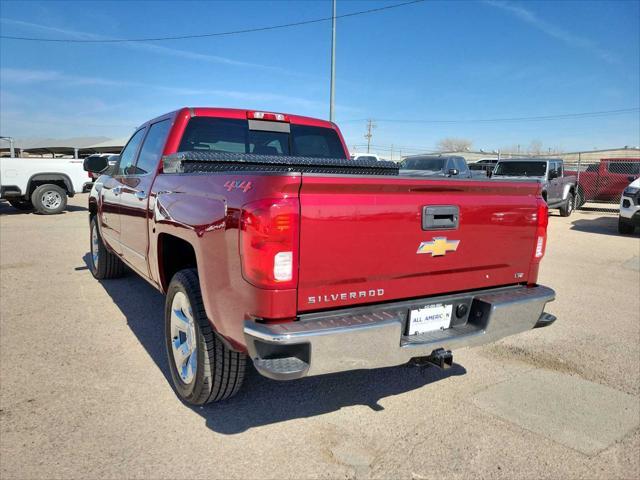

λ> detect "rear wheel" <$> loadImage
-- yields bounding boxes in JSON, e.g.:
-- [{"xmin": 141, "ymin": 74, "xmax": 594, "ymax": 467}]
[
  {"xmin": 165, "ymin": 268, "xmax": 246, "ymax": 405},
  {"xmin": 90, "ymin": 216, "xmax": 125, "ymax": 279},
  {"xmin": 31, "ymin": 184, "xmax": 67, "ymax": 215},
  {"xmin": 8, "ymin": 199, "xmax": 33, "ymax": 211},
  {"xmin": 575, "ymin": 187, "xmax": 585, "ymax": 208},
  {"xmin": 559, "ymin": 193, "xmax": 575, "ymax": 217},
  {"xmin": 618, "ymin": 217, "xmax": 635, "ymax": 234}
]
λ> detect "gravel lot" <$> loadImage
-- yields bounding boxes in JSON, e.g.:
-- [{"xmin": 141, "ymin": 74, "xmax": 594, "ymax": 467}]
[{"xmin": 1, "ymin": 194, "xmax": 639, "ymax": 480}]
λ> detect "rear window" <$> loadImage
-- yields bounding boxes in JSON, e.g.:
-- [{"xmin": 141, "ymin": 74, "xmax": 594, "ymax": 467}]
[
  {"xmin": 494, "ymin": 161, "xmax": 547, "ymax": 177},
  {"xmin": 178, "ymin": 117, "xmax": 346, "ymax": 159},
  {"xmin": 401, "ymin": 157, "xmax": 446, "ymax": 171}
]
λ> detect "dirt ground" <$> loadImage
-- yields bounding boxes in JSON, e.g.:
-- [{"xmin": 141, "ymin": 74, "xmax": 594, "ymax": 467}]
[{"xmin": 1, "ymin": 195, "xmax": 638, "ymax": 479}]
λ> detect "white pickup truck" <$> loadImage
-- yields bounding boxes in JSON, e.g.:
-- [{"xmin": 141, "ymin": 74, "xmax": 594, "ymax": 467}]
[{"xmin": 0, "ymin": 157, "xmax": 92, "ymax": 214}]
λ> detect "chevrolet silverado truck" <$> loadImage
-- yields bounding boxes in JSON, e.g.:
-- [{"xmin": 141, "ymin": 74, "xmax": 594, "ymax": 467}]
[
  {"xmin": 492, "ymin": 158, "xmax": 577, "ymax": 216},
  {"xmin": 565, "ymin": 158, "xmax": 640, "ymax": 207},
  {"xmin": 85, "ymin": 107, "xmax": 556, "ymax": 405},
  {"xmin": 1, "ymin": 156, "xmax": 92, "ymax": 214}
]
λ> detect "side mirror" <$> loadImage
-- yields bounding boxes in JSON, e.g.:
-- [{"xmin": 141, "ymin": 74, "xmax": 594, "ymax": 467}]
[
  {"xmin": 448, "ymin": 168, "xmax": 459, "ymax": 176},
  {"xmin": 548, "ymin": 169, "xmax": 558, "ymax": 179},
  {"xmin": 83, "ymin": 156, "xmax": 109, "ymax": 174}
]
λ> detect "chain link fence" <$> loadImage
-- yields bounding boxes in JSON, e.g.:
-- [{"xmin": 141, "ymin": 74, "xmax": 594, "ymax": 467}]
[{"xmin": 564, "ymin": 154, "xmax": 640, "ymax": 212}]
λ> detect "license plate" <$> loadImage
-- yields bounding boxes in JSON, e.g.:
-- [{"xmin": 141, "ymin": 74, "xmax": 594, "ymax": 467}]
[{"xmin": 408, "ymin": 303, "xmax": 453, "ymax": 335}]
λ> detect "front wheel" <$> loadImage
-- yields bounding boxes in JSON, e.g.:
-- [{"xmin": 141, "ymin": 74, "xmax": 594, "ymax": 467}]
[
  {"xmin": 165, "ymin": 269, "xmax": 246, "ymax": 405},
  {"xmin": 618, "ymin": 218, "xmax": 635, "ymax": 234},
  {"xmin": 559, "ymin": 193, "xmax": 575, "ymax": 217},
  {"xmin": 31, "ymin": 184, "xmax": 67, "ymax": 214}
]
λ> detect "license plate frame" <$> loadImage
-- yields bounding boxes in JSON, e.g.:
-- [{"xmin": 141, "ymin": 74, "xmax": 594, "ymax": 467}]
[{"xmin": 407, "ymin": 303, "xmax": 453, "ymax": 335}]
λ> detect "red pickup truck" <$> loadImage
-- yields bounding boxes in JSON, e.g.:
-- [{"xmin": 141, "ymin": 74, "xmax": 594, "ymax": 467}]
[
  {"xmin": 85, "ymin": 107, "xmax": 556, "ymax": 405},
  {"xmin": 566, "ymin": 158, "xmax": 640, "ymax": 206}
]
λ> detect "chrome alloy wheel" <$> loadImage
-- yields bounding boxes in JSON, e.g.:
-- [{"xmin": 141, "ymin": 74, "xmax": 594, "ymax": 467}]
[
  {"xmin": 91, "ymin": 224, "xmax": 99, "ymax": 269},
  {"xmin": 170, "ymin": 291, "xmax": 198, "ymax": 384},
  {"xmin": 41, "ymin": 190, "xmax": 62, "ymax": 210},
  {"xmin": 568, "ymin": 195, "xmax": 574, "ymax": 213}
]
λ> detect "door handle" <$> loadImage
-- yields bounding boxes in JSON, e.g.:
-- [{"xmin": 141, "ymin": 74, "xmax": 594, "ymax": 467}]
[
  {"xmin": 135, "ymin": 190, "xmax": 147, "ymax": 200},
  {"xmin": 423, "ymin": 205, "xmax": 459, "ymax": 230},
  {"xmin": 112, "ymin": 186, "xmax": 122, "ymax": 195}
]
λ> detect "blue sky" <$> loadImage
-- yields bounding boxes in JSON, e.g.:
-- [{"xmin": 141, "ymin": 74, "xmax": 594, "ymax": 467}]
[{"xmin": 1, "ymin": 0, "xmax": 639, "ymax": 155}]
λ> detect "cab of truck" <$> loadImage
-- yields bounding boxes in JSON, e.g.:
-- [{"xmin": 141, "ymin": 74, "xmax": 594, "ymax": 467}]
[{"xmin": 492, "ymin": 158, "xmax": 577, "ymax": 216}]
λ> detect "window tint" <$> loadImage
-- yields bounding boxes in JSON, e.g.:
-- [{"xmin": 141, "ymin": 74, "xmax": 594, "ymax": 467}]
[
  {"xmin": 493, "ymin": 161, "xmax": 547, "ymax": 177},
  {"xmin": 248, "ymin": 130, "xmax": 289, "ymax": 155},
  {"xmin": 607, "ymin": 162, "xmax": 640, "ymax": 174},
  {"xmin": 179, "ymin": 118, "xmax": 246, "ymax": 153},
  {"xmin": 134, "ymin": 119, "xmax": 172, "ymax": 175},
  {"xmin": 117, "ymin": 128, "xmax": 146, "ymax": 176},
  {"xmin": 290, "ymin": 125, "xmax": 346, "ymax": 158},
  {"xmin": 454, "ymin": 157, "xmax": 469, "ymax": 173},
  {"xmin": 178, "ymin": 117, "xmax": 346, "ymax": 159},
  {"xmin": 401, "ymin": 157, "xmax": 446, "ymax": 171}
]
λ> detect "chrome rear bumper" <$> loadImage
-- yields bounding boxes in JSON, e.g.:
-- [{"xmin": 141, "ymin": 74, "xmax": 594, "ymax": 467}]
[{"xmin": 244, "ymin": 285, "xmax": 555, "ymax": 380}]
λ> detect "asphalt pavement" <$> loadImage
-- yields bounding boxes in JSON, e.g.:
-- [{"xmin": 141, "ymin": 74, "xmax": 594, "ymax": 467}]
[{"xmin": 1, "ymin": 195, "xmax": 638, "ymax": 479}]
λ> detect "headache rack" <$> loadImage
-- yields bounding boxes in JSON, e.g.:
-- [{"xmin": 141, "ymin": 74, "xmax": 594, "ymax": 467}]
[{"xmin": 162, "ymin": 151, "xmax": 399, "ymax": 176}]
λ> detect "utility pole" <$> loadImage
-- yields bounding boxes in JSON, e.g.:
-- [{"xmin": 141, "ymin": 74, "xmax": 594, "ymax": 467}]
[
  {"xmin": 0, "ymin": 136, "xmax": 15, "ymax": 157},
  {"xmin": 329, "ymin": 0, "xmax": 336, "ymax": 122},
  {"xmin": 364, "ymin": 119, "xmax": 376, "ymax": 153}
]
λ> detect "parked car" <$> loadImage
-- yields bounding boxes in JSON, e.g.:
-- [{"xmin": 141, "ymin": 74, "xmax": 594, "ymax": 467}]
[
  {"xmin": 492, "ymin": 158, "xmax": 577, "ymax": 217},
  {"xmin": 565, "ymin": 158, "xmax": 640, "ymax": 206},
  {"xmin": 350, "ymin": 153, "xmax": 381, "ymax": 162},
  {"xmin": 85, "ymin": 107, "xmax": 555, "ymax": 405},
  {"xmin": 399, "ymin": 155, "xmax": 473, "ymax": 178},
  {"xmin": 468, "ymin": 158, "xmax": 498, "ymax": 176},
  {"xmin": 618, "ymin": 178, "xmax": 640, "ymax": 234},
  {"xmin": 0, "ymin": 156, "xmax": 92, "ymax": 214}
]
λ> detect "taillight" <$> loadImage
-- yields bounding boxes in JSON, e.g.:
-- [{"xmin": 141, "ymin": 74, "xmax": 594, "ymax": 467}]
[
  {"xmin": 239, "ymin": 198, "xmax": 299, "ymax": 289},
  {"xmin": 533, "ymin": 199, "xmax": 548, "ymax": 260}
]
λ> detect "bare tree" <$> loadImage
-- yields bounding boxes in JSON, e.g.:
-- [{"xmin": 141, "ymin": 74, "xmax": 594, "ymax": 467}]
[
  {"xmin": 437, "ymin": 137, "xmax": 472, "ymax": 152},
  {"xmin": 528, "ymin": 139, "xmax": 543, "ymax": 155}
]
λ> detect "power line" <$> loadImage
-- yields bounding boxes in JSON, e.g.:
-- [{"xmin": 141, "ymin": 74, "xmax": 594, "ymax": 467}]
[
  {"xmin": 341, "ymin": 107, "xmax": 640, "ymax": 124},
  {"xmin": 0, "ymin": 0, "xmax": 426, "ymax": 43}
]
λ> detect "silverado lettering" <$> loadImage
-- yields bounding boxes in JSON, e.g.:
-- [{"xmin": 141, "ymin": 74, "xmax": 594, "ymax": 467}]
[
  {"xmin": 85, "ymin": 107, "xmax": 556, "ymax": 405},
  {"xmin": 308, "ymin": 288, "xmax": 385, "ymax": 304}
]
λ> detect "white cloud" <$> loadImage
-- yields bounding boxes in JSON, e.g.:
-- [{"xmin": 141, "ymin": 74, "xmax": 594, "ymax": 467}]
[{"xmin": 484, "ymin": 1, "xmax": 618, "ymax": 64}]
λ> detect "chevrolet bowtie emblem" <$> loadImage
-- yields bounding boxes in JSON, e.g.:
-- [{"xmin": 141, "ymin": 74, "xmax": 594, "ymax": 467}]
[{"xmin": 417, "ymin": 237, "xmax": 460, "ymax": 256}]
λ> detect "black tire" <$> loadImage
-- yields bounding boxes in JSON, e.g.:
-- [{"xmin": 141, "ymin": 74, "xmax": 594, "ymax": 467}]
[
  {"xmin": 31, "ymin": 184, "xmax": 67, "ymax": 215},
  {"xmin": 90, "ymin": 216, "xmax": 125, "ymax": 279},
  {"xmin": 8, "ymin": 199, "xmax": 33, "ymax": 211},
  {"xmin": 165, "ymin": 268, "xmax": 246, "ymax": 405},
  {"xmin": 559, "ymin": 193, "xmax": 575, "ymax": 217},
  {"xmin": 575, "ymin": 187, "xmax": 585, "ymax": 208},
  {"xmin": 618, "ymin": 217, "xmax": 635, "ymax": 234}
]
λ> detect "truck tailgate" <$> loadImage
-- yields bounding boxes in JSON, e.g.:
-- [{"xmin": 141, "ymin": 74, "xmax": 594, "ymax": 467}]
[{"xmin": 297, "ymin": 175, "xmax": 541, "ymax": 312}]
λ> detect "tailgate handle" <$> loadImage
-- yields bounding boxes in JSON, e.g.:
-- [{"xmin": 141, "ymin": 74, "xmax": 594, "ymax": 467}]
[{"xmin": 423, "ymin": 206, "xmax": 459, "ymax": 230}]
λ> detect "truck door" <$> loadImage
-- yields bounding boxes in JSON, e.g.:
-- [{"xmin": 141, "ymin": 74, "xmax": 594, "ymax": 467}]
[
  {"xmin": 100, "ymin": 128, "xmax": 146, "ymax": 255},
  {"xmin": 547, "ymin": 161, "xmax": 561, "ymax": 204},
  {"xmin": 119, "ymin": 119, "xmax": 172, "ymax": 276}
]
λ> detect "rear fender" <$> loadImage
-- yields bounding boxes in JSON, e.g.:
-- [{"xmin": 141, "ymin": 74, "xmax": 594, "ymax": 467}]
[{"xmin": 27, "ymin": 173, "xmax": 74, "ymax": 196}]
